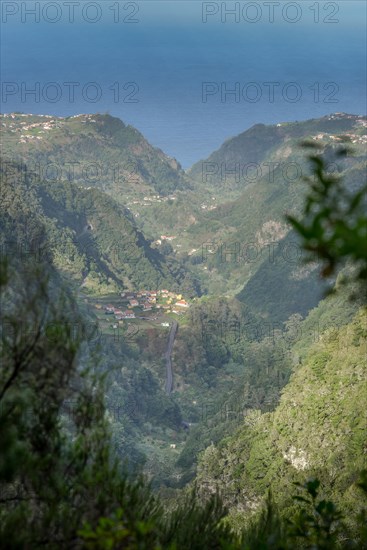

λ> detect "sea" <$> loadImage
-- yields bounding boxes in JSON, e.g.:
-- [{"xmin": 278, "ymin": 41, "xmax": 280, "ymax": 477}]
[{"xmin": 1, "ymin": 0, "xmax": 366, "ymax": 167}]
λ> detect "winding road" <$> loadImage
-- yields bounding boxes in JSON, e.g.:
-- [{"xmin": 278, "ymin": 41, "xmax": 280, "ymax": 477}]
[{"xmin": 165, "ymin": 321, "xmax": 178, "ymax": 394}]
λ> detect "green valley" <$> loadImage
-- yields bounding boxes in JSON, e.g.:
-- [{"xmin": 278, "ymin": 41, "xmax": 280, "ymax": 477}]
[{"xmin": 1, "ymin": 111, "xmax": 366, "ymax": 548}]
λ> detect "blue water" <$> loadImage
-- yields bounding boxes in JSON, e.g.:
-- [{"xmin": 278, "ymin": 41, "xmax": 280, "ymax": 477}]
[{"xmin": 1, "ymin": 1, "xmax": 366, "ymax": 167}]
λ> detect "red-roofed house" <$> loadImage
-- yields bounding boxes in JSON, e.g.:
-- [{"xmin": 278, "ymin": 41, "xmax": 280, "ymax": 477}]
[
  {"xmin": 175, "ymin": 300, "xmax": 189, "ymax": 308},
  {"xmin": 123, "ymin": 311, "xmax": 135, "ymax": 319}
]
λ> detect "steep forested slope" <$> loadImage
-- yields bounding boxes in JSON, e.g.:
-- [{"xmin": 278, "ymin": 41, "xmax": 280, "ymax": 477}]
[
  {"xmin": 0, "ymin": 113, "xmax": 190, "ymax": 196},
  {"xmin": 189, "ymin": 113, "xmax": 367, "ymax": 189},
  {"xmin": 0, "ymin": 159, "xmax": 195, "ymax": 293},
  {"xmin": 196, "ymin": 303, "xmax": 367, "ymax": 532},
  {"xmin": 185, "ymin": 114, "xmax": 366, "ymax": 308}
]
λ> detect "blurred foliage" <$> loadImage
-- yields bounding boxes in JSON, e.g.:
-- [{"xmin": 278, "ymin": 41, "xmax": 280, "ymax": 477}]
[{"xmin": 287, "ymin": 144, "xmax": 367, "ymax": 292}]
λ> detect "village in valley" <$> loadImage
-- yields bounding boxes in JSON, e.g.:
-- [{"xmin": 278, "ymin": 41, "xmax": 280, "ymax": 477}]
[{"xmin": 91, "ymin": 289, "xmax": 190, "ymax": 332}]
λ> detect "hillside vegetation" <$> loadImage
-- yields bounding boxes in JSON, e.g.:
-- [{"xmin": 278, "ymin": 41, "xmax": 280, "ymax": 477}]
[{"xmin": 1, "ymin": 111, "xmax": 366, "ymax": 548}]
